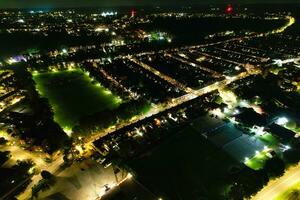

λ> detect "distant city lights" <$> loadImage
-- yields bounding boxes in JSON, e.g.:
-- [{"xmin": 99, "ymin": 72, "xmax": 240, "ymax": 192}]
[
  {"xmin": 17, "ymin": 19, "xmax": 25, "ymax": 23},
  {"xmin": 95, "ymin": 26, "xmax": 109, "ymax": 32},
  {"xmin": 101, "ymin": 12, "xmax": 117, "ymax": 17}
]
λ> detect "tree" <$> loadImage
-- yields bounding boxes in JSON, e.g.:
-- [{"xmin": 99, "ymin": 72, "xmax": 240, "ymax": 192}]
[
  {"xmin": 41, "ymin": 170, "xmax": 53, "ymax": 180},
  {"xmin": 283, "ymin": 139, "xmax": 300, "ymax": 165},
  {"xmin": 228, "ymin": 184, "xmax": 244, "ymax": 200},
  {"xmin": 228, "ymin": 168, "xmax": 269, "ymax": 199},
  {"xmin": 286, "ymin": 190, "xmax": 300, "ymax": 200},
  {"xmin": 0, "ymin": 137, "xmax": 7, "ymax": 145},
  {"xmin": 0, "ymin": 151, "xmax": 10, "ymax": 166},
  {"xmin": 264, "ymin": 157, "xmax": 285, "ymax": 178},
  {"xmin": 31, "ymin": 170, "xmax": 56, "ymax": 198}
]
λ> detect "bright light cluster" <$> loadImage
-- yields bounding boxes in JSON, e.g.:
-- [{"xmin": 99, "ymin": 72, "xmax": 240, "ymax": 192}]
[
  {"xmin": 101, "ymin": 12, "xmax": 118, "ymax": 17},
  {"xmin": 276, "ymin": 117, "xmax": 289, "ymax": 126}
]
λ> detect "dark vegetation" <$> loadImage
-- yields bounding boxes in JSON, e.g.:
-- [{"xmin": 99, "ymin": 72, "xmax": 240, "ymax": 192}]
[{"xmin": 3, "ymin": 63, "xmax": 70, "ymax": 154}]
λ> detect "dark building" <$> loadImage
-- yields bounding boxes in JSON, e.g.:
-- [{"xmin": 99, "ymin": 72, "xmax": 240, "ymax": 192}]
[
  {"xmin": 268, "ymin": 123, "xmax": 296, "ymax": 142},
  {"xmin": 235, "ymin": 108, "xmax": 268, "ymax": 126}
]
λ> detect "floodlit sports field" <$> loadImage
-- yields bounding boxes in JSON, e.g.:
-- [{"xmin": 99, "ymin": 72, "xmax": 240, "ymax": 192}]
[{"xmin": 33, "ymin": 69, "xmax": 122, "ymax": 134}]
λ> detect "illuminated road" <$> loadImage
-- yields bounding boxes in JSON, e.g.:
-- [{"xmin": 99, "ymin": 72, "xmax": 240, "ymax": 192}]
[
  {"xmin": 270, "ymin": 16, "xmax": 295, "ymax": 34},
  {"xmin": 116, "ymin": 16, "xmax": 295, "ymax": 61},
  {"xmin": 86, "ymin": 70, "xmax": 258, "ymax": 144},
  {"xmin": 0, "ymin": 145, "xmax": 47, "ymax": 169},
  {"xmin": 16, "ymin": 155, "xmax": 64, "ymax": 200},
  {"xmin": 98, "ymin": 68, "xmax": 137, "ymax": 99},
  {"xmin": 273, "ymin": 57, "xmax": 300, "ymax": 66},
  {"xmin": 0, "ymin": 136, "xmax": 64, "ymax": 200},
  {"xmin": 0, "ymin": 130, "xmax": 50, "ymax": 169},
  {"xmin": 6, "ymin": 45, "xmax": 256, "ymax": 200},
  {"xmin": 198, "ymin": 51, "xmax": 245, "ymax": 67},
  {"xmin": 214, "ymin": 47, "xmax": 270, "ymax": 62},
  {"xmin": 252, "ymin": 163, "xmax": 300, "ymax": 200},
  {"xmin": 165, "ymin": 53, "xmax": 222, "ymax": 78},
  {"xmin": 129, "ymin": 57, "xmax": 194, "ymax": 93}
]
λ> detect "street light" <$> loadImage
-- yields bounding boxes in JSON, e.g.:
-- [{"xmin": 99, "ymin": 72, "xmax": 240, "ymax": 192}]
[
  {"xmin": 251, "ymin": 126, "xmax": 265, "ymax": 136},
  {"xmin": 283, "ymin": 145, "xmax": 291, "ymax": 151},
  {"xmin": 127, "ymin": 173, "xmax": 133, "ymax": 179},
  {"xmin": 276, "ymin": 117, "xmax": 288, "ymax": 125},
  {"xmin": 62, "ymin": 48, "xmax": 68, "ymax": 54}
]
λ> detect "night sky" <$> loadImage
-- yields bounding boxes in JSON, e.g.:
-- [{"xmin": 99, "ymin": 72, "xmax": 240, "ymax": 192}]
[{"xmin": 0, "ymin": 0, "xmax": 299, "ymax": 8}]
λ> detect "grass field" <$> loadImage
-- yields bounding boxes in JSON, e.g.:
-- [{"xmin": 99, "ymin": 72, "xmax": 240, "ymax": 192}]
[
  {"xmin": 128, "ymin": 126, "xmax": 240, "ymax": 200},
  {"xmin": 245, "ymin": 151, "xmax": 269, "ymax": 170},
  {"xmin": 258, "ymin": 133, "xmax": 279, "ymax": 149},
  {"xmin": 33, "ymin": 69, "xmax": 122, "ymax": 134},
  {"xmin": 275, "ymin": 181, "xmax": 300, "ymax": 200},
  {"xmin": 244, "ymin": 133, "xmax": 278, "ymax": 170}
]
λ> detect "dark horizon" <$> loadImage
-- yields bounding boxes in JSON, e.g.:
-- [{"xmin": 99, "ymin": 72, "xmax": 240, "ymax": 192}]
[{"xmin": 0, "ymin": 0, "xmax": 299, "ymax": 9}]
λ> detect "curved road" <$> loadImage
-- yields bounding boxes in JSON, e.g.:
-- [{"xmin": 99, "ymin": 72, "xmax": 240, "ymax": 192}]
[{"xmin": 252, "ymin": 163, "xmax": 300, "ymax": 200}]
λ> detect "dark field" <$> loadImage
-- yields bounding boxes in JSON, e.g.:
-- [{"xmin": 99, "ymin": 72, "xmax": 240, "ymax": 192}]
[{"xmin": 128, "ymin": 125, "xmax": 240, "ymax": 200}]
